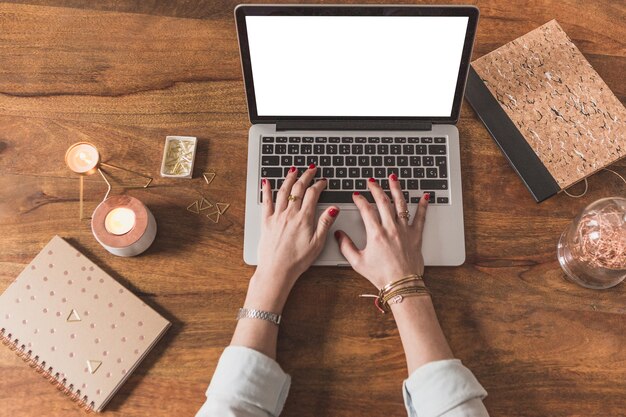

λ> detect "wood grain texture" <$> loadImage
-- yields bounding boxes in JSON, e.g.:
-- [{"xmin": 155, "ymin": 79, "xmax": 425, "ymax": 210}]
[{"xmin": 0, "ymin": 1, "xmax": 625, "ymax": 416}]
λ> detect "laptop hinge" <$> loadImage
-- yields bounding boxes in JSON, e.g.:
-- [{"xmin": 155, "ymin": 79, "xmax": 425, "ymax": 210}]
[{"xmin": 275, "ymin": 120, "xmax": 432, "ymax": 132}]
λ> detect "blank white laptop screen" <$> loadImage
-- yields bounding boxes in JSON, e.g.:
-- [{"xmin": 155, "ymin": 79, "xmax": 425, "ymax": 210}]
[{"xmin": 245, "ymin": 16, "xmax": 469, "ymax": 118}]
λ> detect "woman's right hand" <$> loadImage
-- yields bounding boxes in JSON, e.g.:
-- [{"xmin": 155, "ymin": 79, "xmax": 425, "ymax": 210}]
[{"xmin": 334, "ymin": 174, "xmax": 430, "ymax": 290}]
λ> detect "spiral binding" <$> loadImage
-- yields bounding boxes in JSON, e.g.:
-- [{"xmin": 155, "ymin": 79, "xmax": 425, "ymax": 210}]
[{"xmin": 1, "ymin": 328, "xmax": 95, "ymax": 413}]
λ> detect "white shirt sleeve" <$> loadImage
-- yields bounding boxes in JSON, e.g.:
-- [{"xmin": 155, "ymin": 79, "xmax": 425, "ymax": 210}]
[
  {"xmin": 196, "ymin": 348, "xmax": 487, "ymax": 417},
  {"xmin": 403, "ymin": 359, "xmax": 489, "ymax": 417},
  {"xmin": 195, "ymin": 346, "xmax": 291, "ymax": 417}
]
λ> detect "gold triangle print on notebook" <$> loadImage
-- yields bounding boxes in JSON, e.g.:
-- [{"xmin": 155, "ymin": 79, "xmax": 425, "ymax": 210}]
[
  {"xmin": 87, "ymin": 360, "xmax": 102, "ymax": 374},
  {"xmin": 66, "ymin": 309, "xmax": 81, "ymax": 322}
]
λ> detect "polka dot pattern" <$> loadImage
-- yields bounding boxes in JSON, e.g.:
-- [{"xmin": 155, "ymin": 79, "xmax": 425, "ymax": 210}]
[{"xmin": 0, "ymin": 236, "xmax": 170, "ymax": 412}]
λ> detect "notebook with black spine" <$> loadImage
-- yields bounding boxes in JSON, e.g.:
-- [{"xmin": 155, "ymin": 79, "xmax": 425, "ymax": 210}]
[{"xmin": 465, "ymin": 20, "xmax": 626, "ymax": 202}]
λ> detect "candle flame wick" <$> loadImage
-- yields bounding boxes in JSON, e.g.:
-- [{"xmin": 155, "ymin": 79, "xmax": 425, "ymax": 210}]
[{"xmin": 78, "ymin": 151, "xmax": 91, "ymax": 164}]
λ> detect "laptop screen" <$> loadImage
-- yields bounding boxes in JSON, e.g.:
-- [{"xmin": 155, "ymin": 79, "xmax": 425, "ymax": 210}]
[{"xmin": 245, "ymin": 15, "xmax": 470, "ymax": 118}]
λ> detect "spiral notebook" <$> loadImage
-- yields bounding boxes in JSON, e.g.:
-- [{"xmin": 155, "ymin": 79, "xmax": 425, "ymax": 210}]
[{"xmin": 0, "ymin": 236, "xmax": 170, "ymax": 412}]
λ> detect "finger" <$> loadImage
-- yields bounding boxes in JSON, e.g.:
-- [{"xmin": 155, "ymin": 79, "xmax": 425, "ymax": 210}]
[
  {"xmin": 367, "ymin": 177, "xmax": 395, "ymax": 225},
  {"xmin": 334, "ymin": 230, "xmax": 361, "ymax": 267},
  {"xmin": 288, "ymin": 164, "xmax": 317, "ymax": 211},
  {"xmin": 388, "ymin": 173, "xmax": 408, "ymax": 224},
  {"xmin": 275, "ymin": 166, "xmax": 298, "ymax": 212},
  {"xmin": 261, "ymin": 178, "xmax": 273, "ymax": 218},
  {"xmin": 411, "ymin": 192, "xmax": 430, "ymax": 244},
  {"xmin": 352, "ymin": 191, "xmax": 381, "ymax": 234},
  {"xmin": 315, "ymin": 206, "xmax": 340, "ymax": 242},
  {"xmin": 301, "ymin": 177, "xmax": 328, "ymax": 216}
]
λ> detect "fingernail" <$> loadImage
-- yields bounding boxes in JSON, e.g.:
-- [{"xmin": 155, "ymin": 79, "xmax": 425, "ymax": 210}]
[
  {"xmin": 353, "ymin": 191, "xmax": 360, "ymax": 196},
  {"xmin": 329, "ymin": 208, "xmax": 339, "ymax": 218},
  {"xmin": 261, "ymin": 178, "xmax": 267, "ymax": 186},
  {"xmin": 368, "ymin": 177, "xmax": 376, "ymax": 182},
  {"xmin": 289, "ymin": 166, "xmax": 296, "ymax": 173},
  {"xmin": 309, "ymin": 163, "xmax": 316, "ymax": 169},
  {"xmin": 390, "ymin": 173, "xmax": 398, "ymax": 181},
  {"xmin": 334, "ymin": 230, "xmax": 341, "ymax": 239},
  {"xmin": 424, "ymin": 193, "xmax": 430, "ymax": 201},
  {"xmin": 322, "ymin": 177, "xmax": 328, "ymax": 181}
]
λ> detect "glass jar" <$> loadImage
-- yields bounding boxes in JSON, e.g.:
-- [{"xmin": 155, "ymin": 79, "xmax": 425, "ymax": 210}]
[{"xmin": 557, "ymin": 197, "xmax": 626, "ymax": 289}]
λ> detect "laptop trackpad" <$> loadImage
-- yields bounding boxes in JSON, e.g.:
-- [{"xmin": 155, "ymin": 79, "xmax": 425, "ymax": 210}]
[{"xmin": 316, "ymin": 207, "xmax": 367, "ymax": 265}]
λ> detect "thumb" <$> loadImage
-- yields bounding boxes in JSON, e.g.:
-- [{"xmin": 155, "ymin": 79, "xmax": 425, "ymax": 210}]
[
  {"xmin": 334, "ymin": 230, "xmax": 360, "ymax": 266},
  {"xmin": 315, "ymin": 207, "xmax": 340, "ymax": 241}
]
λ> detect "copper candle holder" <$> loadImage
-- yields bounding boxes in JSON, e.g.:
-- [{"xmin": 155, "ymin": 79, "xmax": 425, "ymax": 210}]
[
  {"xmin": 65, "ymin": 142, "xmax": 153, "ymax": 220},
  {"xmin": 91, "ymin": 195, "xmax": 157, "ymax": 257}
]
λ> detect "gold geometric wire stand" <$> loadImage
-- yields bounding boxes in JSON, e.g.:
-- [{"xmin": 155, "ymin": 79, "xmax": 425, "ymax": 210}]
[{"xmin": 78, "ymin": 162, "xmax": 153, "ymax": 220}]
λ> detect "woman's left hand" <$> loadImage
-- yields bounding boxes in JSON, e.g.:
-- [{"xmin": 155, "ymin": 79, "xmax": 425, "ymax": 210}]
[{"xmin": 249, "ymin": 164, "xmax": 339, "ymax": 312}]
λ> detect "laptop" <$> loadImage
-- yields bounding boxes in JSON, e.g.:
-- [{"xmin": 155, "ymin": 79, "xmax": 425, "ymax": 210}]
[{"xmin": 236, "ymin": 5, "xmax": 479, "ymax": 266}]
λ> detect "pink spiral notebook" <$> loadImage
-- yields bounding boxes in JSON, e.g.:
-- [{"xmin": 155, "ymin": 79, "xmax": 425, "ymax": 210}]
[{"xmin": 0, "ymin": 236, "xmax": 170, "ymax": 412}]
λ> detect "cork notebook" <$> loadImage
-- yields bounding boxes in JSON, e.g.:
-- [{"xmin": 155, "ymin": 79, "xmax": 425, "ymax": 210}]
[
  {"xmin": 466, "ymin": 20, "xmax": 626, "ymax": 202},
  {"xmin": 0, "ymin": 236, "xmax": 170, "ymax": 412}
]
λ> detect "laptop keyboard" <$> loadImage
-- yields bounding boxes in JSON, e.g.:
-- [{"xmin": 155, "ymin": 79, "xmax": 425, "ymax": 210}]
[{"xmin": 259, "ymin": 136, "xmax": 450, "ymax": 205}]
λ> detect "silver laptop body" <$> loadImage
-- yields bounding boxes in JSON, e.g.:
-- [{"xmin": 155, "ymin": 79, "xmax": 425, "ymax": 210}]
[{"xmin": 236, "ymin": 5, "xmax": 479, "ymax": 266}]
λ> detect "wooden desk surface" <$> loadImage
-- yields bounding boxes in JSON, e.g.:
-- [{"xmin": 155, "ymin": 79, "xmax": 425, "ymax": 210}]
[{"xmin": 0, "ymin": 1, "xmax": 624, "ymax": 416}]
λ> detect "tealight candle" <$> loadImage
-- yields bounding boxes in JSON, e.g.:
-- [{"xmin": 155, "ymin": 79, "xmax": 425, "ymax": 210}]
[
  {"xmin": 92, "ymin": 195, "xmax": 156, "ymax": 257},
  {"xmin": 104, "ymin": 208, "xmax": 136, "ymax": 235},
  {"xmin": 65, "ymin": 142, "xmax": 100, "ymax": 175}
]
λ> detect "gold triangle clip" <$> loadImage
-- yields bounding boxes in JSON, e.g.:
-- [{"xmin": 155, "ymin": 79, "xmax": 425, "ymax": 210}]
[
  {"xmin": 87, "ymin": 360, "xmax": 102, "ymax": 374},
  {"xmin": 206, "ymin": 210, "xmax": 220, "ymax": 223},
  {"xmin": 203, "ymin": 172, "xmax": 216, "ymax": 186},
  {"xmin": 66, "ymin": 309, "xmax": 81, "ymax": 322},
  {"xmin": 186, "ymin": 200, "xmax": 200, "ymax": 214},
  {"xmin": 198, "ymin": 197, "xmax": 213, "ymax": 211},
  {"xmin": 215, "ymin": 202, "xmax": 230, "ymax": 215}
]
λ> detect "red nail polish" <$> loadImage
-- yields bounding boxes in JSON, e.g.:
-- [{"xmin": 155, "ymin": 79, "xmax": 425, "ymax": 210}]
[
  {"xmin": 390, "ymin": 173, "xmax": 398, "ymax": 181},
  {"xmin": 329, "ymin": 208, "xmax": 339, "ymax": 218},
  {"xmin": 368, "ymin": 177, "xmax": 376, "ymax": 182},
  {"xmin": 353, "ymin": 191, "xmax": 360, "ymax": 196},
  {"xmin": 424, "ymin": 193, "xmax": 430, "ymax": 201},
  {"xmin": 334, "ymin": 230, "xmax": 341, "ymax": 239},
  {"xmin": 289, "ymin": 166, "xmax": 296, "ymax": 173},
  {"xmin": 309, "ymin": 163, "xmax": 316, "ymax": 169},
  {"xmin": 322, "ymin": 177, "xmax": 328, "ymax": 181},
  {"xmin": 261, "ymin": 178, "xmax": 267, "ymax": 186}
]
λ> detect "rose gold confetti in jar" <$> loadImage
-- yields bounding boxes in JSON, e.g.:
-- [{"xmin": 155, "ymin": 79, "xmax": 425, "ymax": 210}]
[{"xmin": 558, "ymin": 197, "xmax": 626, "ymax": 289}]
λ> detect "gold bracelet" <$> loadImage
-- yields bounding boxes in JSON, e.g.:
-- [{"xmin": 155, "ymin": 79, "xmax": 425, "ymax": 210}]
[
  {"xmin": 385, "ymin": 289, "xmax": 431, "ymax": 308},
  {"xmin": 382, "ymin": 286, "xmax": 430, "ymax": 309},
  {"xmin": 380, "ymin": 274, "xmax": 424, "ymax": 294},
  {"xmin": 359, "ymin": 273, "xmax": 428, "ymax": 314},
  {"xmin": 382, "ymin": 284, "xmax": 429, "ymax": 303}
]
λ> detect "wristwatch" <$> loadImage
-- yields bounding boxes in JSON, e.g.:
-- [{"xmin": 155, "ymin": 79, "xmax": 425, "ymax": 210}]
[{"xmin": 237, "ymin": 308, "xmax": 282, "ymax": 325}]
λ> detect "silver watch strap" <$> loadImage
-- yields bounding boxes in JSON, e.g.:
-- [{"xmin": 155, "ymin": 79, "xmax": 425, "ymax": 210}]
[{"xmin": 237, "ymin": 308, "xmax": 282, "ymax": 325}]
